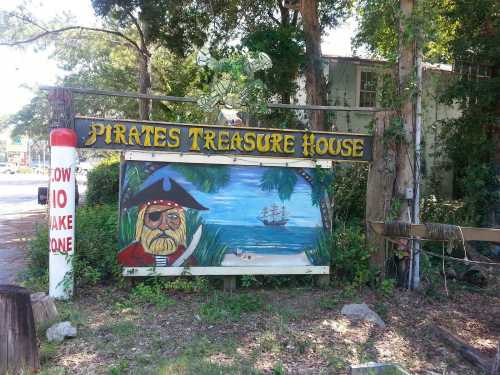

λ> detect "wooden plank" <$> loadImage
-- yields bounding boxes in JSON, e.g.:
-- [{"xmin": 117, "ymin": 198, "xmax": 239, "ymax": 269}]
[
  {"xmin": 369, "ymin": 221, "xmax": 500, "ymax": 243},
  {"xmin": 122, "ymin": 266, "xmax": 329, "ymax": 277},
  {"xmin": 435, "ymin": 326, "xmax": 493, "ymax": 373},
  {"xmin": 124, "ymin": 150, "xmax": 334, "ymax": 168}
]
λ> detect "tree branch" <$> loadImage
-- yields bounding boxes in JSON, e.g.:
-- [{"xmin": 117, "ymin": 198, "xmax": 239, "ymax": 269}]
[
  {"xmin": 292, "ymin": 10, "xmax": 298, "ymax": 26},
  {"xmin": 267, "ymin": 10, "xmax": 281, "ymax": 26},
  {"xmin": 126, "ymin": 10, "xmax": 148, "ymax": 54},
  {"xmin": 0, "ymin": 25, "xmax": 142, "ymax": 55}
]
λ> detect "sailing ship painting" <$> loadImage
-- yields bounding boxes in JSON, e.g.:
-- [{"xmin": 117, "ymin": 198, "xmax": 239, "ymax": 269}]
[{"xmin": 258, "ymin": 203, "xmax": 289, "ymax": 226}]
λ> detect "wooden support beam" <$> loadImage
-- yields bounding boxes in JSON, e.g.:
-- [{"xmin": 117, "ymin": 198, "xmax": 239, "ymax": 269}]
[
  {"xmin": 435, "ymin": 326, "xmax": 493, "ymax": 373},
  {"xmin": 369, "ymin": 221, "xmax": 500, "ymax": 243}
]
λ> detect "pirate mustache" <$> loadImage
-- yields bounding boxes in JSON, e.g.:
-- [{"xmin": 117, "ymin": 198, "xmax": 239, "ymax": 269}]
[{"xmin": 148, "ymin": 231, "xmax": 177, "ymax": 247}]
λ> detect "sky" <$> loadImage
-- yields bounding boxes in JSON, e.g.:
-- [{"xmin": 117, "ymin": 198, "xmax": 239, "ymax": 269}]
[
  {"xmin": 0, "ymin": 0, "xmax": 357, "ymax": 118},
  {"xmin": 137, "ymin": 164, "xmax": 323, "ymax": 228}
]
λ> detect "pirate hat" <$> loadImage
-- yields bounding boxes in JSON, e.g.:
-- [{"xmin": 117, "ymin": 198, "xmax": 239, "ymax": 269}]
[{"xmin": 124, "ymin": 177, "xmax": 208, "ymax": 210}]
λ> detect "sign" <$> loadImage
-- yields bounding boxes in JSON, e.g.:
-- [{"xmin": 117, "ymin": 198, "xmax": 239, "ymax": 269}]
[
  {"xmin": 118, "ymin": 159, "xmax": 329, "ymax": 276},
  {"xmin": 75, "ymin": 117, "xmax": 373, "ymax": 162},
  {"xmin": 49, "ymin": 128, "xmax": 77, "ymax": 299}
]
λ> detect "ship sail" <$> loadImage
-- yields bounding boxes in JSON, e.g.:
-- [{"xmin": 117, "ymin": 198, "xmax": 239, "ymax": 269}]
[{"xmin": 258, "ymin": 203, "xmax": 289, "ymax": 226}]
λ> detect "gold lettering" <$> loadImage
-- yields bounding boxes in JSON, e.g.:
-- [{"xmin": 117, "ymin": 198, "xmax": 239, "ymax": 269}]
[
  {"xmin": 128, "ymin": 126, "xmax": 141, "ymax": 145},
  {"xmin": 230, "ymin": 132, "xmax": 243, "ymax": 151},
  {"xmin": 84, "ymin": 124, "xmax": 105, "ymax": 146},
  {"xmin": 302, "ymin": 134, "xmax": 315, "ymax": 157},
  {"xmin": 141, "ymin": 125, "xmax": 155, "ymax": 147},
  {"xmin": 153, "ymin": 127, "xmax": 166, "ymax": 147},
  {"xmin": 104, "ymin": 125, "xmax": 113, "ymax": 145},
  {"xmin": 328, "ymin": 138, "xmax": 341, "ymax": 155},
  {"xmin": 283, "ymin": 135, "xmax": 295, "ymax": 154},
  {"xmin": 113, "ymin": 124, "xmax": 127, "ymax": 144},
  {"xmin": 189, "ymin": 128, "xmax": 203, "ymax": 151},
  {"xmin": 218, "ymin": 131, "xmax": 230, "ymax": 151},
  {"xmin": 243, "ymin": 132, "xmax": 256, "ymax": 151},
  {"xmin": 315, "ymin": 137, "xmax": 328, "ymax": 155},
  {"xmin": 270, "ymin": 133, "xmax": 283, "ymax": 153},
  {"xmin": 168, "ymin": 128, "xmax": 180, "ymax": 148},
  {"xmin": 341, "ymin": 139, "xmax": 353, "ymax": 157},
  {"xmin": 256, "ymin": 134, "xmax": 271, "ymax": 153},
  {"xmin": 352, "ymin": 139, "xmax": 364, "ymax": 157},
  {"xmin": 204, "ymin": 130, "xmax": 216, "ymax": 150}
]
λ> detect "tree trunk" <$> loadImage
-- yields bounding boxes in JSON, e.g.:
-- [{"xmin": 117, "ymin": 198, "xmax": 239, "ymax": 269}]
[
  {"xmin": 138, "ymin": 15, "xmax": 152, "ymax": 121},
  {"xmin": 31, "ymin": 292, "xmax": 58, "ymax": 327},
  {"xmin": 0, "ymin": 285, "xmax": 40, "ymax": 374},
  {"xmin": 300, "ymin": 0, "xmax": 326, "ymax": 131},
  {"xmin": 138, "ymin": 52, "xmax": 152, "ymax": 120},
  {"xmin": 366, "ymin": 112, "xmax": 397, "ymax": 274}
]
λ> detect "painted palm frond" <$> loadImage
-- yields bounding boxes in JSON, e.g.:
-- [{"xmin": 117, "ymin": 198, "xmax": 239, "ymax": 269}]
[
  {"xmin": 172, "ymin": 164, "xmax": 230, "ymax": 193},
  {"xmin": 185, "ymin": 209, "xmax": 227, "ymax": 266},
  {"xmin": 259, "ymin": 167, "xmax": 298, "ymax": 201},
  {"xmin": 305, "ymin": 231, "xmax": 331, "ymax": 266}
]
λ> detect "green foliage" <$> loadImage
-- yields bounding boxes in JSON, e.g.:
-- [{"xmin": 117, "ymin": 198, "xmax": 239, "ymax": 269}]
[
  {"xmin": 332, "ymin": 164, "xmax": 368, "ymax": 223},
  {"xmin": 243, "ymin": 25, "xmax": 304, "ymax": 104},
  {"xmin": 379, "ymin": 278, "xmax": 396, "ymax": 297},
  {"xmin": 129, "ymin": 281, "xmax": 176, "ymax": 309},
  {"xmin": 197, "ymin": 49, "xmax": 272, "ymax": 115},
  {"xmin": 199, "ymin": 292, "xmax": 263, "ymax": 323},
  {"xmin": 421, "ymin": 195, "xmax": 470, "ymax": 225},
  {"xmin": 86, "ymin": 158, "xmax": 120, "ymax": 206},
  {"xmin": 25, "ymin": 203, "xmax": 121, "ymax": 289},
  {"xmin": 330, "ymin": 222, "xmax": 374, "ymax": 286}
]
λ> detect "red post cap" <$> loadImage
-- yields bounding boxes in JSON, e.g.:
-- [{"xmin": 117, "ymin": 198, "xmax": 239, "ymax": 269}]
[{"xmin": 50, "ymin": 128, "xmax": 77, "ymax": 147}]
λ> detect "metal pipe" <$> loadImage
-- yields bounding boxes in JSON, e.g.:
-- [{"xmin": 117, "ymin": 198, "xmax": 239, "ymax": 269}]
[{"xmin": 39, "ymin": 85, "xmax": 384, "ymax": 112}]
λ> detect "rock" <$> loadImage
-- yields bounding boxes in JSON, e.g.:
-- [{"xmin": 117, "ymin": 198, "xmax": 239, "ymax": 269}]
[
  {"xmin": 46, "ymin": 321, "xmax": 77, "ymax": 343},
  {"xmin": 341, "ymin": 303, "xmax": 386, "ymax": 328}
]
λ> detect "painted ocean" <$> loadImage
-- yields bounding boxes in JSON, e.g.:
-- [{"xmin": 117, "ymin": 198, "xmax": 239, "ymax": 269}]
[{"xmin": 207, "ymin": 224, "xmax": 321, "ymax": 255}]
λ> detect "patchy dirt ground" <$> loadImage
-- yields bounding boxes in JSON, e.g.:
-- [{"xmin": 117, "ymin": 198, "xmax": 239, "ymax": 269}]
[{"xmin": 37, "ymin": 280, "xmax": 499, "ymax": 375}]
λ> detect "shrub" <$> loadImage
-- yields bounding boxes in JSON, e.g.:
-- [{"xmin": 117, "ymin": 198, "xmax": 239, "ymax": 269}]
[
  {"xmin": 332, "ymin": 164, "xmax": 368, "ymax": 223},
  {"xmin": 25, "ymin": 203, "xmax": 121, "ymax": 289},
  {"xmin": 330, "ymin": 221, "xmax": 375, "ymax": 286},
  {"xmin": 86, "ymin": 158, "xmax": 120, "ymax": 206}
]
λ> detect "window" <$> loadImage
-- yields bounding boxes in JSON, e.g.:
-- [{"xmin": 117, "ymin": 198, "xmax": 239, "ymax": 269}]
[{"xmin": 359, "ymin": 70, "xmax": 377, "ymax": 107}]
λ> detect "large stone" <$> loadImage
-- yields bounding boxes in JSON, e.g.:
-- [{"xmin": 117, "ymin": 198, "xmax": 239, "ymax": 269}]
[
  {"xmin": 46, "ymin": 321, "xmax": 77, "ymax": 343},
  {"xmin": 341, "ymin": 303, "xmax": 386, "ymax": 328}
]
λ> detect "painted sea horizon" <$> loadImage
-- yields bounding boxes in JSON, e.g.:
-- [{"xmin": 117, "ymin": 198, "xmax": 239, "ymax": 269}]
[{"xmin": 206, "ymin": 224, "xmax": 321, "ymax": 255}]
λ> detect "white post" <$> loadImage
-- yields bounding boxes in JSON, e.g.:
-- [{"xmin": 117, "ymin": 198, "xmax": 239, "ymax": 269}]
[{"xmin": 49, "ymin": 128, "xmax": 77, "ymax": 300}]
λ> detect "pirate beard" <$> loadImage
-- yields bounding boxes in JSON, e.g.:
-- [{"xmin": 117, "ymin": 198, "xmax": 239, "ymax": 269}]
[{"xmin": 136, "ymin": 206, "xmax": 187, "ymax": 255}]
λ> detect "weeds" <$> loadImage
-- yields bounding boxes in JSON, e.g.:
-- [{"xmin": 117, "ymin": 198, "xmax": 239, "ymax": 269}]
[{"xmin": 199, "ymin": 292, "xmax": 263, "ymax": 323}]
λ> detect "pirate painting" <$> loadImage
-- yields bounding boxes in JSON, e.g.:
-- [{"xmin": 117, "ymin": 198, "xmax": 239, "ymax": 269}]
[{"xmin": 117, "ymin": 178, "xmax": 208, "ymax": 267}]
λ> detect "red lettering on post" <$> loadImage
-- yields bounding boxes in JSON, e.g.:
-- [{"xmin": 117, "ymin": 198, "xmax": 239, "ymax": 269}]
[{"xmin": 51, "ymin": 189, "xmax": 67, "ymax": 208}]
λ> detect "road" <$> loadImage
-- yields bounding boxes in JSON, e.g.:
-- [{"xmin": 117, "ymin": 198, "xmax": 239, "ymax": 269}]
[{"xmin": 0, "ymin": 173, "xmax": 87, "ymax": 284}]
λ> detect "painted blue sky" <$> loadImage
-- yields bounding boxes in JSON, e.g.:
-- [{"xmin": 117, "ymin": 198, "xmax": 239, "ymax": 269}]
[{"xmin": 132, "ymin": 163, "xmax": 322, "ymax": 228}]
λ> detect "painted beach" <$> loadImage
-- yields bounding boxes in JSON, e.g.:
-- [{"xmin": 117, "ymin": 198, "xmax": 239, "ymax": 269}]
[{"xmin": 207, "ymin": 224, "xmax": 321, "ymax": 266}]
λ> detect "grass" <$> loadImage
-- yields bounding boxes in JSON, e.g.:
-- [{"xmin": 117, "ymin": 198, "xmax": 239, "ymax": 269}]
[
  {"xmin": 156, "ymin": 336, "xmax": 260, "ymax": 375},
  {"xmin": 199, "ymin": 292, "xmax": 263, "ymax": 323}
]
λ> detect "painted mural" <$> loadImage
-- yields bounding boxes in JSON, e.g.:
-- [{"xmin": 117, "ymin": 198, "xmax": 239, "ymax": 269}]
[{"xmin": 118, "ymin": 161, "xmax": 329, "ymax": 268}]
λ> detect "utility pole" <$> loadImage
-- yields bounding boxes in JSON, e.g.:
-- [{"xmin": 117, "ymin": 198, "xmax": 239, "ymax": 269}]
[{"xmin": 398, "ymin": 0, "xmax": 417, "ymax": 288}]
